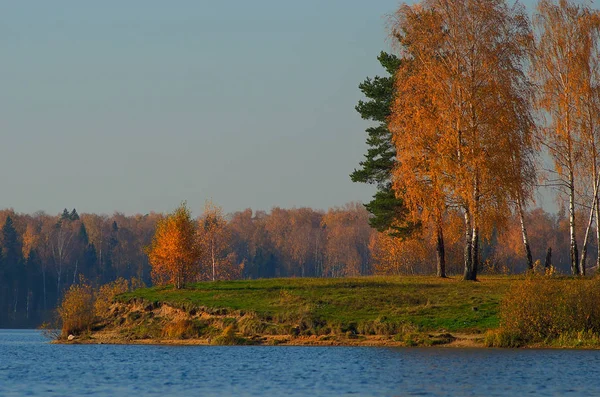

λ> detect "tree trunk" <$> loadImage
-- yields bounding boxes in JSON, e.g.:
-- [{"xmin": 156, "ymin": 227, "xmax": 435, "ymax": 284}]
[
  {"xmin": 72, "ymin": 260, "xmax": 78, "ymax": 285},
  {"xmin": 580, "ymin": 175, "xmax": 599, "ymax": 276},
  {"xmin": 211, "ymin": 238, "xmax": 216, "ymax": 282},
  {"xmin": 42, "ymin": 267, "xmax": 47, "ymax": 311},
  {"xmin": 467, "ymin": 177, "xmax": 481, "ymax": 281},
  {"xmin": 517, "ymin": 196, "xmax": 533, "ymax": 270},
  {"xmin": 569, "ymin": 170, "xmax": 580, "ymax": 275},
  {"xmin": 463, "ymin": 210, "xmax": 475, "ymax": 280},
  {"xmin": 56, "ymin": 264, "xmax": 62, "ymax": 304},
  {"xmin": 471, "ymin": 227, "xmax": 479, "ymax": 280},
  {"xmin": 544, "ymin": 247, "xmax": 552, "ymax": 269},
  {"xmin": 26, "ymin": 290, "xmax": 30, "ymax": 320},
  {"xmin": 436, "ymin": 223, "xmax": 446, "ymax": 278},
  {"xmin": 596, "ymin": 194, "xmax": 600, "ymax": 270}
]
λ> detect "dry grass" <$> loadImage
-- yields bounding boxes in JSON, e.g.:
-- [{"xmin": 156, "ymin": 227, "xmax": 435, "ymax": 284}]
[{"xmin": 486, "ymin": 275, "xmax": 600, "ymax": 347}]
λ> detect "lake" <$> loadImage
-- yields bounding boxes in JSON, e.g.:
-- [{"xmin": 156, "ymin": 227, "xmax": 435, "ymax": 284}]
[{"xmin": 2, "ymin": 330, "xmax": 600, "ymax": 396}]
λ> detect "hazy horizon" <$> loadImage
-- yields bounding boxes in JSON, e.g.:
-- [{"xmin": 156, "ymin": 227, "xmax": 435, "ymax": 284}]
[{"xmin": 2, "ymin": 0, "xmax": 546, "ymax": 217}]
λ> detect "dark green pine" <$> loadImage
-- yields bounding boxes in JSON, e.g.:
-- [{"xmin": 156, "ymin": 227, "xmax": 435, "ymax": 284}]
[{"xmin": 351, "ymin": 52, "xmax": 416, "ymax": 238}]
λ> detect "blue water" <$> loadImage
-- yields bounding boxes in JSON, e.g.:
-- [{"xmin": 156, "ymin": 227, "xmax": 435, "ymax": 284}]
[{"xmin": 2, "ymin": 330, "xmax": 600, "ymax": 396}]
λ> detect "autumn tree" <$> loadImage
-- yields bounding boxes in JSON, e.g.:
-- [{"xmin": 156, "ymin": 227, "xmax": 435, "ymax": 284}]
[
  {"xmin": 390, "ymin": 0, "xmax": 536, "ymax": 280},
  {"xmin": 197, "ymin": 200, "xmax": 239, "ymax": 281},
  {"xmin": 533, "ymin": 0, "xmax": 600, "ymax": 275},
  {"xmin": 321, "ymin": 203, "xmax": 372, "ymax": 277},
  {"xmin": 50, "ymin": 216, "xmax": 77, "ymax": 301},
  {"xmin": 147, "ymin": 203, "xmax": 200, "ymax": 289},
  {"xmin": 533, "ymin": 0, "xmax": 597, "ymax": 274},
  {"xmin": 262, "ymin": 207, "xmax": 319, "ymax": 277}
]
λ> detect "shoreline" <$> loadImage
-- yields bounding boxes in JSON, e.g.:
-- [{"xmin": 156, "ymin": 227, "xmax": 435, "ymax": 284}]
[
  {"xmin": 55, "ymin": 333, "xmax": 600, "ymax": 349},
  {"xmin": 55, "ymin": 331, "xmax": 486, "ymax": 348}
]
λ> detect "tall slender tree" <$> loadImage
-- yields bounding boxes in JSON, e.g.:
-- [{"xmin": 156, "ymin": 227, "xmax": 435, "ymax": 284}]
[
  {"xmin": 390, "ymin": 0, "xmax": 535, "ymax": 280},
  {"xmin": 198, "ymin": 201, "xmax": 236, "ymax": 281},
  {"xmin": 533, "ymin": 0, "xmax": 600, "ymax": 275}
]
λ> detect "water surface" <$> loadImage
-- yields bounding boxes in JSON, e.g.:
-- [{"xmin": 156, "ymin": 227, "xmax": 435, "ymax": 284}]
[{"xmin": 1, "ymin": 330, "xmax": 600, "ymax": 396}]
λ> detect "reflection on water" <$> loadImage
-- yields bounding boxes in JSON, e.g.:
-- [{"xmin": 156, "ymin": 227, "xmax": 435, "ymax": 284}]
[{"xmin": 1, "ymin": 329, "xmax": 600, "ymax": 396}]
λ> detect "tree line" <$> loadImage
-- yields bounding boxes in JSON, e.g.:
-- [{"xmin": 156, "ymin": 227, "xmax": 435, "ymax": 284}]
[
  {"xmin": 0, "ymin": 201, "xmax": 587, "ymax": 326},
  {"xmin": 353, "ymin": 0, "xmax": 600, "ymax": 280}
]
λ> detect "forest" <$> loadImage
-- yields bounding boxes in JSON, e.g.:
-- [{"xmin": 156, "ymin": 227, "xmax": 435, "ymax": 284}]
[
  {"xmin": 5, "ymin": 0, "xmax": 600, "ymax": 328},
  {"xmin": 0, "ymin": 203, "xmax": 588, "ymax": 328}
]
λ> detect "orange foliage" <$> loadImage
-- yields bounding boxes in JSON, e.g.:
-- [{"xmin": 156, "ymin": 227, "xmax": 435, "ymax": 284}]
[
  {"xmin": 390, "ymin": 0, "xmax": 535, "ymax": 279},
  {"xmin": 147, "ymin": 203, "xmax": 200, "ymax": 289},
  {"xmin": 369, "ymin": 231, "xmax": 430, "ymax": 275},
  {"xmin": 22, "ymin": 223, "xmax": 39, "ymax": 261}
]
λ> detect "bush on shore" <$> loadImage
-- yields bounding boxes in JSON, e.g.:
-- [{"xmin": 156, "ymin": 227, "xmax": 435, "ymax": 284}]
[
  {"xmin": 57, "ymin": 277, "xmax": 143, "ymax": 339},
  {"xmin": 57, "ymin": 282, "xmax": 95, "ymax": 338},
  {"xmin": 485, "ymin": 275, "xmax": 600, "ymax": 347}
]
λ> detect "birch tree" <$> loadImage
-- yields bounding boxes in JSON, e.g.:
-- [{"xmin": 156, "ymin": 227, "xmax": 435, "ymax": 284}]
[
  {"xmin": 390, "ymin": 0, "xmax": 535, "ymax": 280},
  {"xmin": 147, "ymin": 203, "xmax": 200, "ymax": 289},
  {"xmin": 198, "ymin": 200, "xmax": 234, "ymax": 281},
  {"xmin": 533, "ymin": 0, "xmax": 600, "ymax": 275}
]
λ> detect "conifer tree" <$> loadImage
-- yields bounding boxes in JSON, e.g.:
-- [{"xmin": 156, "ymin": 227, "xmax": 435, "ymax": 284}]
[{"xmin": 351, "ymin": 52, "xmax": 416, "ymax": 239}]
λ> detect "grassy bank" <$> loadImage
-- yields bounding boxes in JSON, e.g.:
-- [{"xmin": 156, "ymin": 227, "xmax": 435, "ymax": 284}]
[
  {"xmin": 67, "ymin": 276, "xmax": 517, "ymax": 347},
  {"xmin": 118, "ymin": 276, "xmax": 511, "ymax": 334}
]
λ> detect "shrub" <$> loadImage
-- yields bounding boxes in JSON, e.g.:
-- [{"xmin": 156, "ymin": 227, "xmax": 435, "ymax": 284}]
[
  {"xmin": 94, "ymin": 278, "xmax": 130, "ymax": 318},
  {"xmin": 491, "ymin": 276, "xmax": 600, "ymax": 347},
  {"xmin": 57, "ymin": 282, "xmax": 95, "ymax": 338}
]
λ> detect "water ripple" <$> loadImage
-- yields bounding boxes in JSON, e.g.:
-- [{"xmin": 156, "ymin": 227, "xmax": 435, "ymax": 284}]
[{"xmin": 1, "ymin": 330, "xmax": 600, "ymax": 396}]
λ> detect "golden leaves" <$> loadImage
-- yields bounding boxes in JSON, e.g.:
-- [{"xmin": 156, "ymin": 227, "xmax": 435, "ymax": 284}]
[
  {"xmin": 147, "ymin": 203, "xmax": 200, "ymax": 289},
  {"xmin": 390, "ymin": 0, "xmax": 535, "ymax": 238}
]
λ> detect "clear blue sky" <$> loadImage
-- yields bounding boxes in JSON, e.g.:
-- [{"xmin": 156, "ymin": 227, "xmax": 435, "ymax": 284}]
[{"xmin": 2, "ymin": 0, "xmax": 539, "ymax": 216}]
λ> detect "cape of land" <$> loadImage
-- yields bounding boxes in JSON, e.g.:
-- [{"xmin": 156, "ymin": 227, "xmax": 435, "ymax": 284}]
[{"xmin": 64, "ymin": 276, "xmax": 516, "ymax": 347}]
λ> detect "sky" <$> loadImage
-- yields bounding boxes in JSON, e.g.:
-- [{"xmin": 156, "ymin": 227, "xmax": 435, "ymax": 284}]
[{"xmin": 2, "ymin": 0, "xmax": 541, "ymax": 216}]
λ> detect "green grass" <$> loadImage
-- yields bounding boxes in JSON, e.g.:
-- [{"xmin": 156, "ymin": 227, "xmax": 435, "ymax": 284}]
[{"xmin": 117, "ymin": 276, "xmax": 515, "ymax": 335}]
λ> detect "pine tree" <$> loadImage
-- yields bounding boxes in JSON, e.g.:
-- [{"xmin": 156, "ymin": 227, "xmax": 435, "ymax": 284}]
[
  {"xmin": 70, "ymin": 209, "xmax": 80, "ymax": 221},
  {"xmin": 2, "ymin": 216, "xmax": 25, "ymax": 322},
  {"xmin": 61, "ymin": 209, "xmax": 70, "ymax": 221},
  {"xmin": 2, "ymin": 216, "xmax": 20, "ymax": 264},
  {"xmin": 78, "ymin": 223, "xmax": 89, "ymax": 246},
  {"xmin": 351, "ymin": 52, "xmax": 416, "ymax": 238}
]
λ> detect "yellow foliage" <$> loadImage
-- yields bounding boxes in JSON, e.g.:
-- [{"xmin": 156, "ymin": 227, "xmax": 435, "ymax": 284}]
[
  {"xmin": 22, "ymin": 223, "xmax": 39, "ymax": 261},
  {"xmin": 147, "ymin": 203, "xmax": 201, "ymax": 289},
  {"xmin": 57, "ymin": 281, "xmax": 95, "ymax": 337},
  {"xmin": 94, "ymin": 278, "xmax": 130, "ymax": 318}
]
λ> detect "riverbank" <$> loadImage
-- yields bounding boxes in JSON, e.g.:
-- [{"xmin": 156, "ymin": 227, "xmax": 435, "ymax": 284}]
[
  {"xmin": 60, "ymin": 276, "xmax": 514, "ymax": 347},
  {"xmin": 62, "ymin": 330, "xmax": 485, "ymax": 347}
]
